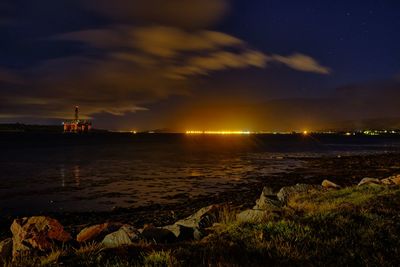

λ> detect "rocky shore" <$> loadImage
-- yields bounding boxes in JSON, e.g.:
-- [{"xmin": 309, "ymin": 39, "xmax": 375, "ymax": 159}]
[{"xmin": 1, "ymin": 173, "xmax": 400, "ymax": 266}]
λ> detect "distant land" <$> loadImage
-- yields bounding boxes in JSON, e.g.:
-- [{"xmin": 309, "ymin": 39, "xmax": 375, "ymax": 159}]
[
  {"xmin": 1, "ymin": 123, "xmax": 400, "ymax": 136},
  {"xmin": 0, "ymin": 123, "xmax": 109, "ymax": 133}
]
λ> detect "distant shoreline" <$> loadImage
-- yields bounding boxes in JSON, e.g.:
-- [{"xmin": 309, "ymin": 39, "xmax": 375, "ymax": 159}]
[{"xmin": 2, "ymin": 123, "xmax": 400, "ymax": 136}]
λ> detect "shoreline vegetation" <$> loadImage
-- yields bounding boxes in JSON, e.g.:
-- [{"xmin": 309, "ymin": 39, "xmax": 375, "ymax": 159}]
[{"xmin": 1, "ymin": 175, "xmax": 400, "ymax": 266}]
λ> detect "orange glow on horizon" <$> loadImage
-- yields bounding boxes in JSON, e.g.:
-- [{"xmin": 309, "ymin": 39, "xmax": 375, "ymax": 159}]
[{"xmin": 186, "ymin": 130, "xmax": 251, "ymax": 135}]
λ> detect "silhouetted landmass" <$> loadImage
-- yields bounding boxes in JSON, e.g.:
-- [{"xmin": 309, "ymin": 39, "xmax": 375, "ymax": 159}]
[
  {"xmin": 0, "ymin": 123, "xmax": 63, "ymax": 133},
  {"xmin": 0, "ymin": 123, "xmax": 109, "ymax": 133}
]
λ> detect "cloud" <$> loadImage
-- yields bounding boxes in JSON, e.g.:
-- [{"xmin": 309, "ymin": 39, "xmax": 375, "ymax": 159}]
[
  {"xmin": 2, "ymin": 24, "xmax": 331, "ymax": 120},
  {"xmin": 55, "ymin": 25, "xmax": 330, "ymax": 79},
  {"xmin": 132, "ymin": 27, "xmax": 243, "ymax": 57},
  {"xmin": 272, "ymin": 53, "xmax": 331, "ymax": 74},
  {"xmin": 55, "ymin": 26, "xmax": 244, "ymax": 58},
  {"xmin": 0, "ymin": 0, "xmax": 331, "ymax": 123},
  {"xmin": 0, "ymin": 55, "xmax": 191, "ymax": 119},
  {"xmin": 167, "ymin": 50, "xmax": 268, "ymax": 79},
  {"xmin": 53, "ymin": 25, "xmax": 269, "ymax": 81}
]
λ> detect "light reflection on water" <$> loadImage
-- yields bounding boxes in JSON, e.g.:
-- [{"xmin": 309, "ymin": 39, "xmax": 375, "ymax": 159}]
[
  {"xmin": 0, "ymin": 133, "xmax": 399, "ymax": 214},
  {"xmin": 73, "ymin": 165, "xmax": 80, "ymax": 187}
]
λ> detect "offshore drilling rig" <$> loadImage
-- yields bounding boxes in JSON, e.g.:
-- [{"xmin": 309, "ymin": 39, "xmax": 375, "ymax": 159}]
[{"xmin": 63, "ymin": 106, "xmax": 92, "ymax": 133}]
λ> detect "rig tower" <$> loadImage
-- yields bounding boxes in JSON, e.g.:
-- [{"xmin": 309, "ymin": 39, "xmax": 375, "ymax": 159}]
[{"xmin": 63, "ymin": 106, "xmax": 92, "ymax": 133}]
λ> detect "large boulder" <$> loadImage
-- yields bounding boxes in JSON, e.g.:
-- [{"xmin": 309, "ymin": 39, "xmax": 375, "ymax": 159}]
[
  {"xmin": 381, "ymin": 175, "xmax": 400, "ymax": 185},
  {"xmin": 236, "ymin": 209, "xmax": 270, "ymax": 223},
  {"xmin": 162, "ymin": 204, "xmax": 222, "ymax": 241},
  {"xmin": 101, "ymin": 225, "xmax": 139, "ymax": 248},
  {"xmin": 76, "ymin": 222, "xmax": 121, "ymax": 243},
  {"xmin": 0, "ymin": 238, "xmax": 12, "ymax": 264},
  {"xmin": 322, "ymin": 179, "xmax": 341, "ymax": 189},
  {"xmin": 140, "ymin": 225, "xmax": 177, "ymax": 243},
  {"xmin": 254, "ymin": 186, "xmax": 282, "ymax": 210},
  {"xmin": 358, "ymin": 177, "xmax": 382, "ymax": 187},
  {"xmin": 10, "ymin": 216, "xmax": 71, "ymax": 257},
  {"xmin": 277, "ymin": 184, "xmax": 323, "ymax": 204}
]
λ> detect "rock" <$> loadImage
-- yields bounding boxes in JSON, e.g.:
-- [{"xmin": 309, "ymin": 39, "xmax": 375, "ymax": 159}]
[
  {"xmin": 235, "ymin": 187, "xmax": 280, "ymax": 223},
  {"xmin": 163, "ymin": 204, "xmax": 222, "ymax": 241},
  {"xmin": 391, "ymin": 175, "xmax": 400, "ymax": 184},
  {"xmin": 236, "ymin": 209, "xmax": 270, "ymax": 223},
  {"xmin": 358, "ymin": 177, "xmax": 382, "ymax": 186},
  {"xmin": 176, "ymin": 205, "xmax": 221, "ymax": 229},
  {"xmin": 381, "ymin": 175, "xmax": 400, "ymax": 185},
  {"xmin": 254, "ymin": 186, "xmax": 281, "ymax": 210},
  {"xmin": 0, "ymin": 238, "xmax": 12, "ymax": 264},
  {"xmin": 277, "ymin": 184, "xmax": 323, "ymax": 204},
  {"xmin": 162, "ymin": 224, "xmax": 200, "ymax": 241},
  {"xmin": 322, "ymin": 179, "xmax": 341, "ymax": 189},
  {"xmin": 101, "ymin": 225, "xmax": 139, "ymax": 248},
  {"xmin": 77, "ymin": 222, "xmax": 121, "ymax": 243},
  {"xmin": 11, "ymin": 216, "xmax": 71, "ymax": 257},
  {"xmin": 140, "ymin": 225, "xmax": 177, "ymax": 243}
]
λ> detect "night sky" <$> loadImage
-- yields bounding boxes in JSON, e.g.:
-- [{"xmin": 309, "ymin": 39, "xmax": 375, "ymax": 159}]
[{"xmin": 1, "ymin": 0, "xmax": 399, "ymax": 131}]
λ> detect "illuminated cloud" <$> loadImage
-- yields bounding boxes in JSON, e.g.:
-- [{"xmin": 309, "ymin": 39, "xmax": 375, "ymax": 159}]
[
  {"xmin": 132, "ymin": 27, "xmax": 243, "ymax": 57},
  {"xmin": 272, "ymin": 53, "xmax": 331, "ymax": 74},
  {"xmin": 56, "ymin": 26, "xmax": 244, "ymax": 58},
  {"xmin": 52, "ymin": 25, "xmax": 270, "ymax": 83},
  {"xmin": 0, "ymin": 0, "xmax": 332, "ymax": 123},
  {"xmin": 167, "ymin": 50, "xmax": 268, "ymax": 79},
  {"xmin": 56, "ymin": 26, "xmax": 329, "ymax": 80}
]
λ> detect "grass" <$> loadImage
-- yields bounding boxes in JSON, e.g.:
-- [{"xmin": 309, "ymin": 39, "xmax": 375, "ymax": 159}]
[
  {"xmin": 5, "ymin": 184, "xmax": 400, "ymax": 266},
  {"xmin": 142, "ymin": 250, "xmax": 177, "ymax": 267}
]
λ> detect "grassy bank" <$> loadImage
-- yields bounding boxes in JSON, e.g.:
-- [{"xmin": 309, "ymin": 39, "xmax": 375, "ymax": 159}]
[{"xmin": 6, "ymin": 184, "xmax": 400, "ymax": 266}]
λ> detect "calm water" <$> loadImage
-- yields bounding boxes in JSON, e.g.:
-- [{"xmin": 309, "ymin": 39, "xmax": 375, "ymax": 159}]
[{"xmin": 1, "ymin": 133, "xmax": 400, "ymax": 214}]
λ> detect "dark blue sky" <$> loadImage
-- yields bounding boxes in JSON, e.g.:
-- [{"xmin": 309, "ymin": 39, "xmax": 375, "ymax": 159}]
[
  {"xmin": 223, "ymin": 0, "xmax": 399, "ymax": 84},
  {"xmin": 1, "ymin": 0, "xmax": 399, "ymax": 131}
]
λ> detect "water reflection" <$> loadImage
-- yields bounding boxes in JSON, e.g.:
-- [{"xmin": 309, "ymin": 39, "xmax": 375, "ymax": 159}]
[
  {"xmin": 59, "ymin": 164, "xmax": 81, "ymax": 187},
  {"xmin": 60, "ymin": 165, "xmax": 65, "ymax": 187},
  {"xmin": 74, "ymin": 165, "xmax": 80, "ymax": 187},
  {"xmin": 3, "ymin": 134, "xmax": 398, "ymax": 214}
]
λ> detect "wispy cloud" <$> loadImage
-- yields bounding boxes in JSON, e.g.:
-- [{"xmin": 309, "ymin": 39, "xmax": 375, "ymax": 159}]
[{"xmin": 272, "ymin": 53, "xmax": 331, "ymax": 74}]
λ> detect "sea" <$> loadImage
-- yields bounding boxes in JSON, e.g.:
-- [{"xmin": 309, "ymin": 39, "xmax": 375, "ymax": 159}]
[{"xmin": 1, "ymin": 133, "xmax": 400, "ymax": 215}]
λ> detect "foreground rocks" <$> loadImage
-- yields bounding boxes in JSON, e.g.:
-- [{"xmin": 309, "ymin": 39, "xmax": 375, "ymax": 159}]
[
  {"xmin": 10, "ymin": 216, "xmax": 72, "ymax": 257},
  {"xmin": 254, "ymin": 186, "xmax": 282, "ymax": 209},
  {"xmin": 163, "ymin": 204, "xmax": 221, "ymax": 241},
  {"xmin": 2, "ymin": 173, "xmax": 399, "ymax": 261},
  {"xmin": 141, "ymin": 224, "xmax": 177, "ymax": 243},
  {"xmin": 381, "ymin": 174, "xmax": 400, "ymax": 185},
  {"xmin": 102, "ymin": 224, "xmax": 139, "ymax": 248},
  {"xmin": 238, "ymin": 183, "xmax": 328, "ymax": 222},
  {"xmin": 237, "ymin": 186, "xmax": 281, "ymax": 223},
  {"xmin": 77, "ymin": 222, "xmax": 121, "ymax": 243},
  {"xmin": 322, "ymin": 179, "xmax": 341, "ymax": 189},
  {"xmin": 358, "ymin": 177, "xmax": 382, "ymax": 186},
  {"xmin": 237, "ymin": 209, "xmax": 272, "ymax": 222},
  {"xmin": 277, "ymin": 184, "xmax": 324, "ymax": 204},
  {"xmin": 0, "ymin": 238, "xmax": 12, "ymax": 264}
]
